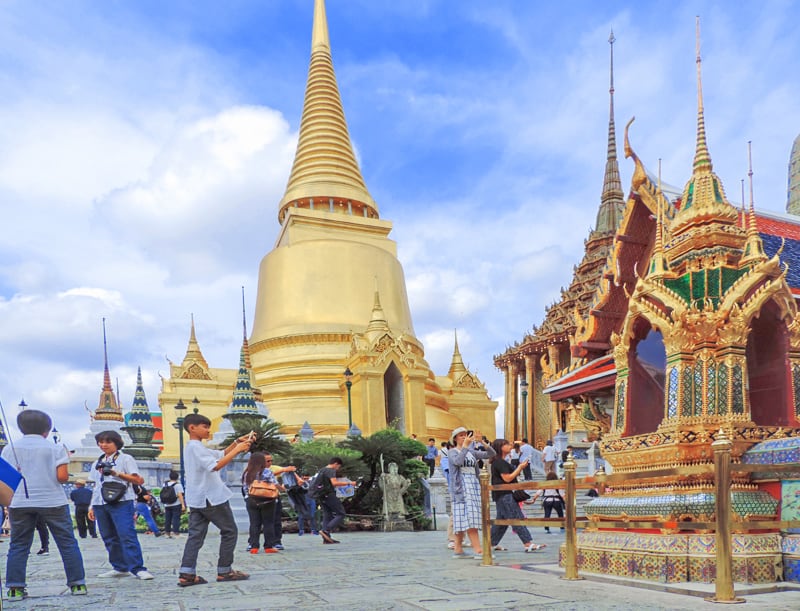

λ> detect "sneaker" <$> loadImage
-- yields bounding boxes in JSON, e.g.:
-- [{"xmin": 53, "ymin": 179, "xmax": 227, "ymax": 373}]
[
  {"xmin": 97, "ymin": 569, "xmax": 131, "ymax": 578},
  {"xmin": 135, "ymin": 570, "xmax": 154, "ymax": 580},
  {"xmin": 249, "ymin": 548, "xmax": 258, "ymax": 554},
  {"xmin": 36, "ymin": 548, "xmax": 49, "ymax": 556},
  {"xmin": 320, "ymin": 530, "xmax": 335, "ymax": 544},
  {"xmin": 311, "ymin": 530, "xmax": 319, "ymax": 535},
  {"xmin": 6, "ymin": 587, "xmax": 28, "ymax": 601},
  {"xmin": 274, "ymin": 544, "xmax": 284, "ymax": 550},
  {"xmin": 298, "ymin": 530, "xmax": 304, "ymax": 536},
  {"xmin": 263, "ymin": 548, "xmax": 279, "ymax": 554},
  {"xmin": 70, "ymin": 584, "xmax": 88, "ymax": 596}
]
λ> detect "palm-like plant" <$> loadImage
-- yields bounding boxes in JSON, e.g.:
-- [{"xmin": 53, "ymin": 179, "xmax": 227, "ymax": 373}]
[{"xmin": 223, "ymin": 415, "xmax": 292, "ymax": 458}]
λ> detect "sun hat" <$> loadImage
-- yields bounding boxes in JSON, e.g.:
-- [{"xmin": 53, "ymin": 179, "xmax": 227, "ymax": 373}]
[
  {"xmin": 75, "ymin": 479, "xmax": 87, "ymax": 485},
  {"xmin": 451, "ymin": 426, "xmax": 468, "ymax": 444}
]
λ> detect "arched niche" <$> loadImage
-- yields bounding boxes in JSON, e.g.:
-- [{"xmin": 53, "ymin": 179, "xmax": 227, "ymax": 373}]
[
  {"xmin": 625, "ymin": 317, "xmax": 667, "ymax": 436},
  {"xmin": 384, "ymin": 361, "xmax": 406, "ymax": 432},
  {"xmin": 746, "ymin": 299, "xmax": 790, "ymax": 426}
]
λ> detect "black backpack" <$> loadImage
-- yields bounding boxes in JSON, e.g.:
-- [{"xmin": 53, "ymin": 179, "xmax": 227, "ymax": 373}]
[{"xmin": 159, "ymin": 482, "xmax": 178, "ymax": 504}]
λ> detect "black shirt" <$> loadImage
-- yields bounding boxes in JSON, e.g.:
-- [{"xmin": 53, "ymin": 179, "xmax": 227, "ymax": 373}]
[{"xmin": 491, "ymin": 459, "xmax": 515, "ymax": 502}]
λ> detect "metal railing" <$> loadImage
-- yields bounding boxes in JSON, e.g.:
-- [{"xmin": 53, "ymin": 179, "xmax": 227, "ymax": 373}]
[{"xmin": 478, "ymin": 430, "xmax": 800, "ymax": 603}]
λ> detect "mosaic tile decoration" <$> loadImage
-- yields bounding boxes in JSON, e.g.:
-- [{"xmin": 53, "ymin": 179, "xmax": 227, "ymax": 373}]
[
  {"xmin": 782, "ymin": 535, "xmax": 800, "ymax": 555},
  {"xmin": 742, "ymin": 438, "xmax": 800, "ymax": 479},
  {"xmin": 584, "ymin": 490, "xmax": 777, "ymax": 520},
  {"xmin": 786, "ymin": 557, "xmax": 800, "ymax": 583}
]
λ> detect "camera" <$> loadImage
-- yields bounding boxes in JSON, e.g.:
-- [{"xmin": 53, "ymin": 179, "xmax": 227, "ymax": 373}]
[{"xmin": 97, "ymin": 460, "xmax": 114, "ymax": 477}]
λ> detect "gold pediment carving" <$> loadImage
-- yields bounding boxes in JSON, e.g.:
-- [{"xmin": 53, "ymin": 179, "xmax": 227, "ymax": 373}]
[{"xmin": 181, "ymin": 362, "xmax": 211, "ymax": 380}]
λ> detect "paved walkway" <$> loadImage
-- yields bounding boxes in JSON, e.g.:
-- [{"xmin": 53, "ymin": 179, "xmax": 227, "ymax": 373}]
[{"xmin": 3, "ymin": 527, "xmax": 800, "ymax": 610}]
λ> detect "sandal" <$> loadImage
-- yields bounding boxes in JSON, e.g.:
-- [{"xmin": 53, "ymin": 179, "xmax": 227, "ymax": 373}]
[
  {"xmin": 216, "ymin": 570, "xmax": 249, "ymax": 582},
  {"xmin": 178, "ymin": 573, "xmax": 208, "ymax": 587},
  {"xmin": 524, "ymin": 543, "xmax": 547, "ymax": 553},
  {"xmin": 493, "ymin": 545, "xmax": 508, "ymax": 551}
]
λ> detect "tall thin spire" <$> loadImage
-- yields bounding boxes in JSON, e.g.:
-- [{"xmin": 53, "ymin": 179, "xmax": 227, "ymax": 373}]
[
  {"xmin": 95, "ymin": 318, "xmax": 123, "ymax": 422},
  {"xmin": 692, "ymin": 16, "xmax": 712, "ymax": 173},
  {"xmin": 240, "ymin": 287, "xmax": 261, "ymax": 400},
  {"xmin": 648, "ymin": 159, "xmax": 671, "ymax": 278},
  {"xmin": 788, "ymin": 133, "xmax": 800, "ymax": 215},
  {"xmin": 278, "ymin": 0, "xmax": 378, "ymax": 224},
  {"xmin": 448, "ymin": 329, "xmax": 467, "ymax": 378},
  {"xmin": 741, "ymin": 141, "xmax": 767, "ymax": 265},
  {"xmin": 595, "ymin": 29, "xmax": 625, "ymax": 235}
]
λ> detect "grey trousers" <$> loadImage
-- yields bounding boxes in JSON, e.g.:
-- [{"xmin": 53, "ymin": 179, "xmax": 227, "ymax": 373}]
[{"xmin": 179, "ymin": 501, "xmax": 238, "ymax": 575}]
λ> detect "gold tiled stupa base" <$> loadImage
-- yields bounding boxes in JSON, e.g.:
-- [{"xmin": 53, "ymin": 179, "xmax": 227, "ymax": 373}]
[{"xmin": 560, "ymin": 532, "xmax": 783, "ymax": 583}]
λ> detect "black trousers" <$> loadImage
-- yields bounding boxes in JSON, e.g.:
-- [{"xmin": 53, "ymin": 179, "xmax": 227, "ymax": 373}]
[
  {"xmin": 245, "ymin": 497, "xmax": 276, "ymax": 550},
  {"xmin": 74, "ymin": 505, "xmax": 96, "ymax": 538}
]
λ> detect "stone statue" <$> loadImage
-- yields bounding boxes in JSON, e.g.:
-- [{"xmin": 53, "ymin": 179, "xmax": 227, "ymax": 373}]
[{"xmin": 378, "ymin": 462, "xmax": 410, "ymax": 517}]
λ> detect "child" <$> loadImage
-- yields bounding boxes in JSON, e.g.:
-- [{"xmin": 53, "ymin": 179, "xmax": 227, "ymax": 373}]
[
  {"xmin": 1, "ymin": 409, "xmax": 87, "ymax": 601},
  {"xmin": 178, "ymin": 413, "xmax": 253, "ymax": 586}
]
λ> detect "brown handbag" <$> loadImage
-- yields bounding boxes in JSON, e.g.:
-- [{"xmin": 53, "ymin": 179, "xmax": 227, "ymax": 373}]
[{"xmin": 248, "ymin": 479, "xmax": 279, "ymax": 500}]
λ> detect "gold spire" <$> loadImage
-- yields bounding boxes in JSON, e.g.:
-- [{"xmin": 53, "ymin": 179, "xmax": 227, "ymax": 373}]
[
  {"xmin": 240, "ymin": 287, "xmax": 262, "ymax": 401},
  {"xmin": 596, "ymin": 29, "xmax": 625, "ymax": 235},
  {"xmin": 692, "ymin": 17, "xmax": 712, "ymax": 173},
  {"xmin": 181, "ymin": 314, "xmax": 209, "ymax": 370},
  {"xmin": 448, "ymin": 329, "xmax": 467, "ymax": 378},
  {"xmin": 648, "ymin": 159, "xmax": 672, "ymax": 279},
  {"xmin": 95, "ymin": 318, "xmax": 123, "ymax": 422},
  {"xmin": 278, "ymin": 0, "xmax": 378, "ymax": 224},
  {"xmin": 365, "ymin": 288, "xmax": 389, "ymax": 342},
  {"xmin": 741, "ymin": 141, "xmax": 767, "ymax": 266}
]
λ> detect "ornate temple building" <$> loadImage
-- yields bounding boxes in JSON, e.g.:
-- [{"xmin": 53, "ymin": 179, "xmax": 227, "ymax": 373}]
[
  {"xmin": 497, "ymin": 24, "xmax": 800, "ymax": 582},
  {"xmin": 156, "ymin": 0, "xmax": 496, "ymax": 460}
]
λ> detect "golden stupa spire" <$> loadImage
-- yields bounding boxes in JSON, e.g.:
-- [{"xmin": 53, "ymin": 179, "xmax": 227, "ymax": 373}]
[
  {"xmin": 365, "ymin": 285, "xmax": 389, "ymax": 341},
  {"xmin": 278, "ymin": 0, "xmax": 378, "ymax": 224},
  {"xmin": 741, "ymin": 141, "xmax": 767, "ymax": 266},
  {"xmin": 596, "ymin": 29, "xmax": 625, "ymax": 235},
  {"xmin": 239, "ymin": 286, "xmax": 262, "ymax": 400},
  {"xmin": 692, "ymin": 17, "xmax": 712, "ymax": 173},
  {"xmin": 181, "ymin": 314, "xmax": 209, "ymax": 370},
  {"xmin": 448, "ymin": 329, "xmax": 467, "ymax": 378}
]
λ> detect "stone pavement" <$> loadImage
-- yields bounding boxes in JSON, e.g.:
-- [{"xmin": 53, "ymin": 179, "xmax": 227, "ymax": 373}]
[{"xmin": 3, "ymin": 527, "xmax": 800, "ymax": 610}]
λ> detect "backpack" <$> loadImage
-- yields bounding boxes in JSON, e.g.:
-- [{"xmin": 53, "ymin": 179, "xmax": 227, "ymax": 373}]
[
  {"xmin": 307, "ymin": 470, "xmax": 332, "ymax": 500},
  {"xmin": 159, "ymin": 482, "xmax": 178, "ymax": 504}
]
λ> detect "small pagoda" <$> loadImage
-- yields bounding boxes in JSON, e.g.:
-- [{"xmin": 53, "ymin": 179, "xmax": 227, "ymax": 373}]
[{"xmin": 121, "ymin": 367, "xmax": 162, "ymax": 460}]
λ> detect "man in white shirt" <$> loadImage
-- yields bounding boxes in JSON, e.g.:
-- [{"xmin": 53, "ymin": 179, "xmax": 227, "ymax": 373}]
[{"xmin": 542, "ymin": 440, "xmax": 558, "ymax": 475}]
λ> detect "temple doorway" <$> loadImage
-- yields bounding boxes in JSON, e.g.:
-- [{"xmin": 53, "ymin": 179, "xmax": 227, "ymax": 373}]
[
  {"xmin": 746, "ymin": 301, "xmax": 790, "ymax": 425},
  {"xmin": 384, "ymin": 361, "xmax": 405, "ymax": 432},
  {"xmin": 626, "ymin": 318, "xmax": 666, "ymax": 436}
]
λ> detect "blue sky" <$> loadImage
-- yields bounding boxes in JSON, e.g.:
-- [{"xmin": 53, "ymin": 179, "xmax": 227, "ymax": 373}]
[{"xmin": 1, "ymin": 0, "xmax": 799, "ymax": 446}]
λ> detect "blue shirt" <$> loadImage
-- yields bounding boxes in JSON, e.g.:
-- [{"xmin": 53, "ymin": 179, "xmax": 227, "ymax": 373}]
[
  {"xmin": 70, "ymin": 486, "xmax": 94, "ymax": 506},
  {"xmin": 425, "ymin": 446, "xmax": 438, "ymax": 460}
]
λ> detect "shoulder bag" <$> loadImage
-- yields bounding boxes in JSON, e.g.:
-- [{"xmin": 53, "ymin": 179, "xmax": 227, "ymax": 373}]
[{"xmin": 248, "ymin": 479, "xmax": 279, "ymax": 500}]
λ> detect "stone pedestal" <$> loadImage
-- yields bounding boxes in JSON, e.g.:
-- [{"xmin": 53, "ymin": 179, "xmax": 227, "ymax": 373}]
[
  {"xmin": 381, "ymin": 517, "xmax": 413, "ymax": 532},
  {"xmin": 426, "ymin": 475, "xmax": 449, "ymax": 529}
]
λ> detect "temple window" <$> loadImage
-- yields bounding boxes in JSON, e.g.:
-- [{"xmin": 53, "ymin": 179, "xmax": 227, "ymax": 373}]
[{"xmin": 384, "ymin": 361, "xmax": 406, "ymax": 432}]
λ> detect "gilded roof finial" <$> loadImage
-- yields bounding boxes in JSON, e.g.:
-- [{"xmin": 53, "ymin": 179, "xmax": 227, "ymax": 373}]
[
  {"xmin": 101, "ymin": 317, "xmax": 112, "ymax": 394},
  {"xmin": 181, "ymin": 313, "xmax": 210, "ymax": 370},
  {"xmin": 95, "ymin": 318, "xmax": 123, "ymax": 421},
  {"xmin": 596, "ymin": 29, "xmax": 625, "ymax": 234},
  {"xmin": 366, "ymin": 284, "xmax": 389, "ymax": 341},
  {"xmin": 741, "ymin": 141, "xmax": 767, "ymax": 265},
  {"xmin": 278, "ymin": 0, "xmax": 378, "ymax": 223},
  {"xmin": 449, "ymin": 329, "xmax": 467, "ymax": 378},
  {"xmin": 741, "ymin": 179, "xmax": 746, "ymax": 229},
  {"xmin": 693, "ymin": 16, "xmax": 712, "ymax": 173}
]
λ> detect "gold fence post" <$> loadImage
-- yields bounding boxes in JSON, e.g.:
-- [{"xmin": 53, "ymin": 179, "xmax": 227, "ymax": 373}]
[
  {"xmin": 707, "ymin": 429, "xmax": 744, "ymax": 604},
  {"xmin": 561, "ymin": 448, "xmax": 583, "ymax": 580},
  {"xmin": 480, "ymin": 463, "xmax": 493, "ymax": 566}
]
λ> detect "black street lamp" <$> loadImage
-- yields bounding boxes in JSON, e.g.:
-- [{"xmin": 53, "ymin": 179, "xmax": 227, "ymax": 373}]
[
  {"xmin": 520, "ymin": 379, "xmax": 529, "ymax": 440},
  {"xmin": 172, "ymin": 399, "xmax": 187, "ymax": 489},
  {"xmin": 192, "ymin": 396, "xmax": 200, "ymax": 415},
  {"xmin": 344, "ymin": 367, "xmax": 353, "ymax": 428}
]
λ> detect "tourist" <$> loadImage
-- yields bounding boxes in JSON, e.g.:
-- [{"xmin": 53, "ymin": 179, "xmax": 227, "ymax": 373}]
[
  {"xmin": 177, "ymin": 413, "xmax": 252, "ymax": 586},
  {"xmin": 509, "ymin": 442, "xmax": 521, "ymax": 468},
  {"xmin": 519, "ymin": 438, "xmax": 535, "ymax": 479},
  {"xmin": 448, "ymin": 427, "xmax": 496, "ymax": 558},
  {"xmin": 542, "ymin": 439, "xmax": 557, "ymax": 475},
  {"xmin": 69, "ymin": 479, "xmax": 97, "ymax": 539},
  {"xmin": 489, "ymin": 439, "xmax": 546, "ymax": 553},
  {"xmin": 241, "ymin": 452, "xmax": 280, "ymax": 554},
  {"xmin": 3, "ymin": 409, "xmax": 87, "ymax": 601},
  {"xmin": 423, "ymin": 438, "xmax": 438, "ymax": 478},
  {"xmin": 440, "ymin": 442, "xmax": 450, "ymax": 485},
  {"xmin": 265, "ymin": 455, "xmax": 298, "ymax": 550},
  {"xmin": 311, "ymin": 457, "xmax": 354, "ymax": 544},
  {"xmin": 160, "ymin": 470, "xmax": 185, "ymax": 538},
  {"xmin": 88, "ymin": 430, "xmax": 154, "ymax": 580},
  {"xmin": 34, "ymin": 514, "xmax": 49, "ymax": 555},
  {"xmin": 527, "ymin": 472, "xmax": 565, "ymax": 533},
  {"xmin": 132, "ymin": 483, "xmax": 162, "ymax": 537},
  {"xmin": 280, "ymin": 466, "xmax": 314, "ymax": 535}
]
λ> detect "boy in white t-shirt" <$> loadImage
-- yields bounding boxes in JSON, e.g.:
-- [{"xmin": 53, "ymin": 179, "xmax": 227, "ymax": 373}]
[
  {"xmin": 177, "ymin": 413, "xmax": 253, "ymax": 587},
  {"xmin": 2, "ymin": 409, "xmax": 86, "ymax": 601}
]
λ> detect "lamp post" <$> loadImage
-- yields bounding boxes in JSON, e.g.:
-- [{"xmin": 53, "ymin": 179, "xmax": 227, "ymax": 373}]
[
  {"xmin": 192, "ymin": 396, "xmax": 200, "ymax": 415},
  {"xmin": 344, "ymin": 367, "xmax": 353, "ymax": 429},
  {"xmin": 520, "ymin": 379, "xmax": 529, "ymax": 440},
  {"xmin": 172, "ymin": 399, "xmax": 187, "ymax": 489}
]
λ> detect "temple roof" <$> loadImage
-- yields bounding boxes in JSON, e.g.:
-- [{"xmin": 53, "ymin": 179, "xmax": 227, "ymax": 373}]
[
  {"xmin": 125, "ymin": 366, "xmax": 157, "ymax": 430},
  {"xmin": 543, "ymin": 355, "xmax": 616, "ymax": 401},
  {"xmin": 277, "ymin": 0, "xmax": 378, "ymax": 224},
  {"xmin": 226, "ymin": 345, "xmax": 260, "ymax": 417},
  {"xmin": 179, "ymin": 315, "xmax": 211, "ymax": 380},
  {"xmin": 94, "ymin": 318, "xmax": 123, "ymax": 422}
]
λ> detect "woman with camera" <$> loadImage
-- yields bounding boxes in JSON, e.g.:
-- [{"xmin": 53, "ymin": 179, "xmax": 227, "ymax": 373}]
[
  {"xmin": 241, "ymin": 452, "xmax": 282, "ymax": 554},
  {"xmin": 87, "ymin": 430, "xmax": 154, "ymax": 580},
  {"xmin": 448, "ymin": 427, "xmax": 495, "ymax": 558}
]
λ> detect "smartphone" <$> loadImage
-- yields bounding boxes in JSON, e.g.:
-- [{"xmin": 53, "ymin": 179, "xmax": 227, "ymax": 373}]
[{"xmin": 466, "ymin": 430, "xmax": 473, "ymax": 437}]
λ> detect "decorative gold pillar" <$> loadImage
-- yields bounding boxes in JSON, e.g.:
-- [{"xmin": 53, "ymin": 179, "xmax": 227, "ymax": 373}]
[
  {"xmin": 505, "ymin": 363, "xmax": 519, "ymax": 440},
  {"xmin": 524, "ymin": 354, "xmax": 535, "ymax": 441}
]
